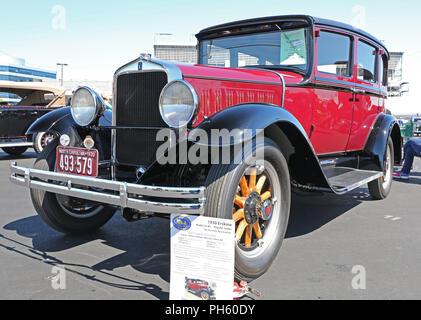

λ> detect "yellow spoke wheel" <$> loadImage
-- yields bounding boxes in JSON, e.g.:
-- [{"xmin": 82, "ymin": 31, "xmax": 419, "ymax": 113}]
[{"xmin": 233, "ymin": 168, "xmax": 272, "ymax": 248}]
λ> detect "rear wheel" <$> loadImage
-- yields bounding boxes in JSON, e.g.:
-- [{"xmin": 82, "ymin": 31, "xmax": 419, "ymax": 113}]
[
  {"xmin": 2, "ymin": 146, "xmax": 28, "ymax": 156},
  {"xmin": 368, "ymin": 138, "xmax": 394, "ymax": 200},
  {"xmin": 30, "ymin": 140, "xmax": 116, "ymax": 234},
  {"xmin": 205, "ymin": 138, "xmax": 291, "ymax": 281}
]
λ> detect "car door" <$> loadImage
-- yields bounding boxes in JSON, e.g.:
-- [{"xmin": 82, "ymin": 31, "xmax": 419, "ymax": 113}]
[
  {"xmin": 311, "ymin": 29, "xmax": 355, "ymax": 155},
  {"xmin": 346, "ymin": 39, "xmax": 384, "ymax": 151}
]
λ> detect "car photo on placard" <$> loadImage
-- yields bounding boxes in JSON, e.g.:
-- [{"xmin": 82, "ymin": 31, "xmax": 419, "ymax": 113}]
[{"xmin": 184, "ymin": 278, "xmax": 217, "ymax": 301}]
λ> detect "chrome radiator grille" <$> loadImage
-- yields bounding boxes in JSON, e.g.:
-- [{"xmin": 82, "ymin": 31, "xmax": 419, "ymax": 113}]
[{"xmin": 115, "ymin": 71, "xmax": 168, "ymax": 166}]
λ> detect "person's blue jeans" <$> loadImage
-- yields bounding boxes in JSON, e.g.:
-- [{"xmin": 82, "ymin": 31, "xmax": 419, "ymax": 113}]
[{"xmin": 401, "ymin": 138, "xmax": 421, "ymax": 174}]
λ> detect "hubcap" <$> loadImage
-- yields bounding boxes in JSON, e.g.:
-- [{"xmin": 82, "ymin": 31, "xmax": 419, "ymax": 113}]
[
  {"xmin": 42, "ymin": 133, "xmax": 56, "ymax": 147},
  {"xmin": 382, "ymin": 145, "xmax": 392, "ymax": 189},
  {"xmin": 244, "ymin": 192, "xmax": 261, "ymax": 225},
  {"xmin": 233, "ymin": 166, "xmax": 275, "ymax": 249}
]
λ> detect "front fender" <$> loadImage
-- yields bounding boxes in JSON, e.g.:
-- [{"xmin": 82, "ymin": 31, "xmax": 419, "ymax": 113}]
[
  {"xmin": 26, "ymin": 107, "xmax": 112, "ymax": 160},
  {"xmin": 26, "ymin": 107, "xmax": 82, "ymax": 146},
  {"xmin": 189, "ymin": 104, "xmax": 309, "ymax": 146},
  {"xmin": 189, "ymin": 104, "xmax": 330, "ymax": 190}
]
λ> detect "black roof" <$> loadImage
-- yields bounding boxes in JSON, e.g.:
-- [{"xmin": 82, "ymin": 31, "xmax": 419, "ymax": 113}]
[{"xmin": 196, "ymin": 15, "xmax": 388, "ymax": 54}]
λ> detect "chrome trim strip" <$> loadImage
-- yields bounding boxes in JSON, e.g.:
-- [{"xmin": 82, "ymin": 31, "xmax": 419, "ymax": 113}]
[
  {"xmin": 10, "ymin": 162, "xmax": 206, "ymax": 215},
  {"xmin": 183, "ymin": 75, "xmax": 285, "ymax": 87},
  {"xmin": 111, "ymin": 56, "xmax": 183, "ymax": 179},
  {"xmin": 0, "ymin": 142, "xmax": 33, "ymax": 148},
  {"xmin": 314, "ymin": 76, "xmax": 387, "ymax": 97}
]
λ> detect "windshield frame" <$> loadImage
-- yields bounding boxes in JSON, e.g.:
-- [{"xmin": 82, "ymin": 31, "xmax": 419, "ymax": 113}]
[{"xmin": 198, "ymin": 26, "xmax": 314, "ymax": 79}]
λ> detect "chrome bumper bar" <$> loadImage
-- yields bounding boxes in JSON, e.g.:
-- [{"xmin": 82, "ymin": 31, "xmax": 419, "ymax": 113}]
[{"xmin": 10, "ymin": 162, "xmax": 206, "ymax": 215}]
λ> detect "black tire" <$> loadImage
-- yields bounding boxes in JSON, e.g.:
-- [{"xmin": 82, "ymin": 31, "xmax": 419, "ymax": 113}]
[
  {"xmin": 34, "ymin": 132, "xmax": 56, "ymax": 154},
  {"xmin": 2, "ymin": 146, "xmax": 28, "ymax": 156},
  {"xmin": 368, "ymin": 138, "xmax": 394, "ymax": 200},
  {"xmin": 205, "ymin": 137, "xmax": 291, "ymax": 282},
  {"xmin": 30, "ymin": 139, "xmax": 116, "ymax": 234}
]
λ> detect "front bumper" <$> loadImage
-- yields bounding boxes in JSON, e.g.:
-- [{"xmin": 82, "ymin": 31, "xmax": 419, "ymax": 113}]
[{"xmin": 10, "ymin": 162, "xmax": 206, "ymax": 215}]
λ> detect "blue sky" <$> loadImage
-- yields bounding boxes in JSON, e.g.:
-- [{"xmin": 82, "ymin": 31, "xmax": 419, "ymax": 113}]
[{"xmin": 2, "ymin": 0, "xmax": 420, "ymax": 81}]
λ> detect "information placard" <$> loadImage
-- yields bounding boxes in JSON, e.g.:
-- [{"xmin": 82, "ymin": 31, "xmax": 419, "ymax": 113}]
[{"xmin": 170, "ymin": 215, "xmax": 235, "ymax": 300}]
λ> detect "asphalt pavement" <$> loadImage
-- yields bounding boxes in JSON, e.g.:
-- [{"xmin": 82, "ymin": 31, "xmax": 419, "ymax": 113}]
[{"xmin": 1, "ymin": 150, "xmax": 420, "ymax": 300}]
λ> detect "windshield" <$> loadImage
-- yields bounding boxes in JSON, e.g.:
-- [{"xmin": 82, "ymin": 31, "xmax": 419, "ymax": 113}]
[{"xmin": 199, "ymin": 27, "xmax": 309, "ymax": 73}]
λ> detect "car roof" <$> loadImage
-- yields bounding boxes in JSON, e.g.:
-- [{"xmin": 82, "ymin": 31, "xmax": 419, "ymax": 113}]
[
  {"xmin": 0, "ymin": 81, "xmax": 65, "ymax": 95},
  {"xmin": 196, "ymin": 15, "xmax": 388, "ymax": 55}
]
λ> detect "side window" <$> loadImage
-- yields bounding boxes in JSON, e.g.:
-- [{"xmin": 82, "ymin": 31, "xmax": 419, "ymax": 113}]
[
  {"xmin": 357, "ymin": 40, "xmax": 378, "ymax": 83},
  {"xmin": 317, "ymin": 31, "xmax": 352, "ymax": 77},
  {"xmin": 379, "ymin": 54, "xmax": 388, "ymax": 86}
]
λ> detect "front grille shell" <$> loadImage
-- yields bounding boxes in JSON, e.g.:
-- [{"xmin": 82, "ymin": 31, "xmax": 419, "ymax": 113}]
[{"xmin": 114, "ymin": 71, "xmax": 168, "ymax": 167}]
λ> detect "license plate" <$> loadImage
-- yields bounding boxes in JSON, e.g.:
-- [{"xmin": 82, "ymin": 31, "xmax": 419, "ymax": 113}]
[{"xmin": 56, "ymin": 146, "xmax": 99, "ymax": 177}]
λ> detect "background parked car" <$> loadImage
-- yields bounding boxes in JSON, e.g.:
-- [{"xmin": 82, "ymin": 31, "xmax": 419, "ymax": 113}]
[{"xmin": 0, "ymin": 81, "xmax": 69, "ymax": 155}]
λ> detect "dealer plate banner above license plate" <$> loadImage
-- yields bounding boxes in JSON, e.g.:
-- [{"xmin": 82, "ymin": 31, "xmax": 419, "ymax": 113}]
[{"xmin": 56, "ymin": 146, "xmax": 99, "ymax": 178}]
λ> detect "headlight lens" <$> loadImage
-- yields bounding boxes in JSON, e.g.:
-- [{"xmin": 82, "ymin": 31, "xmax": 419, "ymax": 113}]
[
  {"xmin": 159, "ymin": 80, "xmax": 198, "ymax": 128},
  {"xmin": 71, "ymin": 87, "xmax": 101, "ymax": 126}
]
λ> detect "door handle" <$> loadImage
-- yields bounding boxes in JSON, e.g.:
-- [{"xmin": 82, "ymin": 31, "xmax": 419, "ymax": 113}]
[{"xmin": 354, "ymin": 88, "xmax": 366, "ymax": 94}]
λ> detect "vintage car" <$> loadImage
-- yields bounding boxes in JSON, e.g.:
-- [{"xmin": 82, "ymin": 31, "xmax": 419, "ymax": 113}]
[
  {"xmin": 0, "ymin": 81, "xmax": 68, "ymax": 155},
  {"xmin": 185, "ymin": 278, "xmax": 215, "ymax": 300},
  {"xmin": 10, "ymin": 15, "xmax": 402, "ymax": 281}
]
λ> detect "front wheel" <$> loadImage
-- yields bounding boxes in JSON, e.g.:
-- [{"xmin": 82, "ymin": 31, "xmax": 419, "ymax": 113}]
[
  {"xmin": 205, "ymin": 138, "xmax": 291, "ymax": 282},
  {"xmin": 2, "ymin": 146, "xmax": 28, "ymax": 156},
  {"xmin": 34, "ymin": 132, "xmax": 57, "ymax": 154},
  {"xmin": 200, "ymin": 290, "xmax": 210, "ymax": 300},
  {"xmin": 30, "ymin": 140, "xmax": 117, "ymax": 234},
  {"xmin": 368, "ymin": 138, "xmax": 394, "ymax": 200}
]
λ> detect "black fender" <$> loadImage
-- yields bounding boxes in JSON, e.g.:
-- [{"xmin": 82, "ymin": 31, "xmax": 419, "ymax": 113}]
[
  {"xmin": 189, "ymin": 104, "xmax": 330, "ymax": 189},
  {"xmin": 26, "ymin": 107, "xmax": 79, "ymax": 143},
  {"xmin": 363, "ymin": 113, "xmax": 402, "ymax": 171},
  {"xmin": 26, "ymin": 107, "xmax": 112, "ymax": 160}
]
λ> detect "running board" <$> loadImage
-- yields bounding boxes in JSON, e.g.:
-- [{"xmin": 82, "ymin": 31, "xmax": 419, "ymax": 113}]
[{"xmin": 324, "ymin": 167, "xmax": 382, "ymax": 194}]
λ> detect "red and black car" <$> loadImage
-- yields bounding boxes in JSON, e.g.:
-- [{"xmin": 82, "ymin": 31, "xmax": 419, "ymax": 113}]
[
  {"xmin": 10, "ymin": 15, "xmax": 401, "ymax": 281},
  {"xmin": 185, "ymin": 278, "xmax": 215, "ymax": 300}
]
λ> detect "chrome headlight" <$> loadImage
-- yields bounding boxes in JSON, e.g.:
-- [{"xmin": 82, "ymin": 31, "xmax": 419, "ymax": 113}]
[
  {"xmin": 71, "ymin": 87, "xmax": 104, "ymax": 126},
  {"xmin": 159, "ymin": 80, "xmax": 198, "ymax": 128}
]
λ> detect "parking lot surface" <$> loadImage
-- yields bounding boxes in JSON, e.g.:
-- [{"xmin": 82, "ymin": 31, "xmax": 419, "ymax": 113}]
[{"xmin": 1, "ymin": 150, "xmax": 420, "ymax": 300}]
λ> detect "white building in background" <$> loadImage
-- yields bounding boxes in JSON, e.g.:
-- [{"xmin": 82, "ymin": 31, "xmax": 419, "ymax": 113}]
[
  {"xmin": 154, "ymin": 42, "xmax": 197, "ymax": 64},
  {"xmin": 0, "ymin": 51, "xmax": 57, "ymax": 103},
  {"xmin": 0, "ymin": 51, "xmax": 56, "ymax": 82},
  {"xmin": 387, "ymin": 50, "xmax": 421, "ymax": 117}
]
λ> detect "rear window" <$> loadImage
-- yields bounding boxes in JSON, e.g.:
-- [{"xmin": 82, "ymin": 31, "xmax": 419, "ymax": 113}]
[{"xmin": 317, "ymin": 31, "xmax": 352, "ymax": 77}]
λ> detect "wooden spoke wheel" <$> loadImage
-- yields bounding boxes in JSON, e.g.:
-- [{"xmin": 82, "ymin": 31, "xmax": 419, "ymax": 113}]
[
  {"xmin": 205, "ymin": 138, "xmax": 291, "ymax": 281},
  {"xmin": 233, "ymin": 167, "xmax": 274, "ymax": 249}
]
